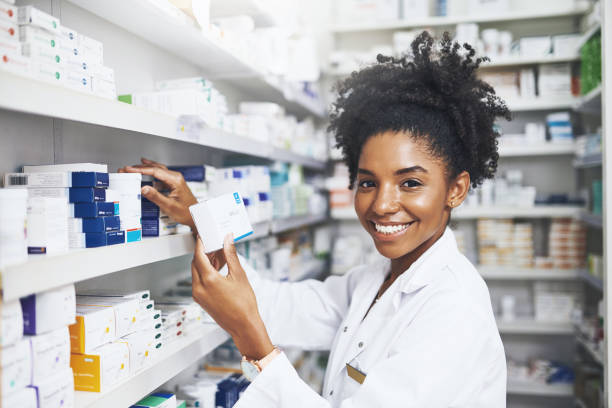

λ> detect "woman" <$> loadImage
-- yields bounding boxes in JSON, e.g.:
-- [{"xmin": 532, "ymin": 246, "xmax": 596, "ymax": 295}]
[{"xmin": 122, "ymin": 32, "xmax": 511, "ymax": 407}]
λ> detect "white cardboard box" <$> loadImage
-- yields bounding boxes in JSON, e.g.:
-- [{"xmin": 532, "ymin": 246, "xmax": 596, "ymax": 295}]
[
  {"xmin": 69, "ymin": 304, "xmax": 116, "ymax": 353},
  {"xmin": 18, "ymin": 6, "xmax": 60, "ymax": 34},
  {"xmin": 1, "ymin": 338, "xmax": 32, "ymax": 394},
  {"xmin": 29, "ymin": 326, "xmax": 71, "ymax": 384},
  {"xmin": 31, "ymin": 368, "xmax": 74, "ymax": 408},
  {"xmin": 21, "ymin": 284, "xmax": 76, "ymax": 335},
  {"xmin": 71, "ymin": 341, "xmax": 130, "ymax": 392},
  {"xmin": 2, "ymin": 387, "xmax": 37, "ymax": 408},
  {"xmin": 77, "ymin": 296, "xmax": 141, "ymax": 338},
  {"xmin": 1, "ymin": 299, "xmax": 23, "ymax": 347}
]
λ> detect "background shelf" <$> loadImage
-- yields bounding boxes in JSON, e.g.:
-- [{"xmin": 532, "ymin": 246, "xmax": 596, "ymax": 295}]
[
  {"xmin": 479, "ymin": 266, "xmax": 582, "ymax": 280},
  {"xmin": 497, "ymin": 319, "xmax": 574, "ymax": 335},
  {"xmin": 507, "ymin": 381, "xmax": 574, "ymax": 397},
  {"xmin": 498, "ymin": 143, "xmax": 575, "ymax": 157}
]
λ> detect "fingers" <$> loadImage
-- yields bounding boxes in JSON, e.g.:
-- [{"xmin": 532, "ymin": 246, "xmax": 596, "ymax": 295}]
[
  {"xmin": 193, "ymin": 236, "xmax": 219, "ymax": 284},
  {"xmin": 223, "ymin": 234, "xmax": 247, "ymax": 281},
  {"xmin": 141, "ymin": 158, "xmax": 168, "ymax": 170},
  {"xmin": 141, "ymin": 185, "xmax": 175, "ymax": 209}
]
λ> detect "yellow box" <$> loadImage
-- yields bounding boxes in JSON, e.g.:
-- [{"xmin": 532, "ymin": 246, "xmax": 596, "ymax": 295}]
[
  {"xmin": 69, "ymin": 304, "xmax": 115, "ymax": 354},
  {"xmin": 70, "ymin": 341, "xmax": 130, "ymax": 392}
]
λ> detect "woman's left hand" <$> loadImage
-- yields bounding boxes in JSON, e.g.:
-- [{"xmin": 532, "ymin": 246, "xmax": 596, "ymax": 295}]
[{"xmin": 192, "ymin": 234, "xmax": 275, "ymax": 360}]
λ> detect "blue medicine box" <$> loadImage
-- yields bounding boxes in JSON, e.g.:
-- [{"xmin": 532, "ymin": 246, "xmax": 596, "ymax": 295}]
[
  {"xmin": 168, "ymin": 165, "xmax": 205, "ymax": 181},
  {"xmin": 72, "ymin": 172, "xmax": 109, "ymax": 188},
  {"xmin": 85, "ymin": 230, "xmax": 126, "ymax": 248},
  {"xmin": 73, "ymin": 202, "xmax": 115, "ymax": 218},
  {"xmin": 69, "ymin": 187, "xmax": 106, "ymax": 203},
  {"xmin": 82, "ymin": 216, "xmax": 120, "ymax": 233},
  {"xmin": 141, "ymin": 198, "xmax": 160, "ymax": 218}
]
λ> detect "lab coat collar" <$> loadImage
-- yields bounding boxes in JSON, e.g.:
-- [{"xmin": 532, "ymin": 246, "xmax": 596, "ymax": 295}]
[{"xmin": 395, "ymin": 227, "xmax": 457, "ymax": 296}]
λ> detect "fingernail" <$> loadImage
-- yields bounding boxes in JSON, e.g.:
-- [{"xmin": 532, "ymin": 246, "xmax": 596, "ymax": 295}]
[{"xmin": 142, "ymin": 186, "xmax": 151, "ymax": 194}]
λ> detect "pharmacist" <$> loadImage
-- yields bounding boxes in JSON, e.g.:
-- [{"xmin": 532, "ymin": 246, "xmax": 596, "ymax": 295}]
[{"xmin": 122, "ymin": 32, "xmax": 508, "ymax": 407}]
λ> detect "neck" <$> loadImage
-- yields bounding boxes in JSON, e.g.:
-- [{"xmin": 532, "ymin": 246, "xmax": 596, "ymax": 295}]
[{"xmin": 389, "ymin": 223, "xmax": 447, "ymax": 278}]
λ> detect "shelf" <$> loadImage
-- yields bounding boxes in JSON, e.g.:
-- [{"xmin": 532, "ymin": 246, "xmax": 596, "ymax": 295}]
[
  {"xmin": 65, "ymin": 0, "xmax": 325, "ymax": 118},
  {"xmin": 0, "ymin": 71, "xmax": 326, "ymax": 170},
  {"xmin": 497, "ymin": 319, "xmax": 574, "ymax": 335},
  {"xmin": 0, "ymin": 216, "xmax": 328, "ymax": 302},
  {"xmin": 75, "ymin": 324, "xmax": 230, "ymax": 408},
  {"xmin": 573, "ymin": 153, "xmax": 602, "ymax": 168},
  {"xmin": 453, "ymin": 205, "xmax": 584, "ymax": 219},
  {"xmin": 507, "ymin": 381, "xmax": 574, "ymax": 397},
  {"xmin": 271, "ymin": 214, "xmax": 328, "ymax": 234},
  {"xmin": 507, "ymin": 96, "xmax": 580, "ymax": 112},
  {"xmin": 576, "ymin": 336, "xmax": 604, "ymax": 365},
  {"xmin": 331, "ymin": 5, "xmax": 589, "ymax": 33},
  {"xmin": 574, "ymin": 85, "xmax": 602, "ymax": 114},
  {"xmin": 579, "ymin": 212, "xmax": 603, "ymax": 229},
  {"xmin": 576, "ymin": 22, "xmax": 601, "ymax": 49},
  {"xmin": 330, "ymin": 207, "xmax": 357, "ymax": 220},
  {"xmin": 578, "ymin": 270, "xmax": 603, "ymax": 291},
  {"xmin": 499, "ymin": 143, "xmax": 575, "ymax": 157},
  {"xmin": 290, "ymin": 259, "xmax": 327, "ymax": 282},
  {"xmin": 479, "ymin": 266, "xmax": 582, "ymax": 280}
]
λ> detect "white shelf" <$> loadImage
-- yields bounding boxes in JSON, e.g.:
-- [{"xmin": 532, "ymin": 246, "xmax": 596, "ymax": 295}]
[
  {"xmin": 507, "ymin": 96, "xmax": 580, "ymax": 112},
  {"xmin": 479, "ymin": 266, "xmax": 582, "ymax": 280},
  {"xmin": 577, "ymin": 336, "xmax": 604, "ymax": 365},
  {"xmin": 579, "ymin": 212, "xmax": 603, "ymax": 229},
  {"xmin": 578, "ymin": 270, "xmax": 603, "ymax": 291},
  {"xmin": 75, "ymin": 324, "xmax": 230, "ymax": 408},
  {"xmin": 290, "ymin": 259, "xmax": 327, "ymax": 282},
  {"xmin": 452, "ymin": 205, "xmax": 584, "ymax": 219},
  {"xmin": 497, "ymin": 319, "xmax": 574, "ymax": 335},
  {"xmin": 0, "ymin": 216, "xmax": 328, "ymax": 302},
  {"xmin": 331, "ymin": 5, "xmax": 589, "ymax": 32},
  {"xmin": 507, "ymin": 381, "xmax": 574, "ymax": 397},
  {"xmin": 330, "ymin": 207, "xmax": 357, "ymax": 220},
  {"xmin": 0, "ymin": 71, "xmax": 326, "ymax": 170},
  {"xmin": 574, "ymin": 85, "xmax": 602, "ymax": 114},
  {"xmin": 66, "ymin": 0, "xmax": 325, "ymax": 118},
  {"xmin": 499, "ymin": 143, "xmax": 575, "ymax": 157},
  {"xmin": 576, "ymin": 22, "xmax": 601, "ymax": 49}
]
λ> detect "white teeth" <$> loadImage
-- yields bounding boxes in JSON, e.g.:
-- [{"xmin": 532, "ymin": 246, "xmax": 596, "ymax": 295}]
[{"xmin": 374, "ymin": 223, "xmax": 410, "ymax": 235}]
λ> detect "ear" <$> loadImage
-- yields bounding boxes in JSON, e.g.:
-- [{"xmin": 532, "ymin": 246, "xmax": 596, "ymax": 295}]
[{"xmin": 446, "ymin": 171, "xmax": 471, "ymax": 209}]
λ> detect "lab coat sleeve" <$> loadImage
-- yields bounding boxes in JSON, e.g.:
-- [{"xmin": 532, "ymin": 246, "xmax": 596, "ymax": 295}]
[
  {"xmin": 235, "ymin": 289, "xmax": 505, "ymax": 408},
  {"xmin": 237, "ymin": 256, "xmax": 367, "ymax": 350}
]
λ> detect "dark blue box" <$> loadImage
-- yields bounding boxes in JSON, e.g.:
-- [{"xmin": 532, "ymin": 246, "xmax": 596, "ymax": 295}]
[
  {"xmin": 74, "ymin": 202, "xmax": 115, "ymax": 218},
  {"xmin": 141, "ymin": 218, "xmax": 159, "ymax": 237},
  {"xmin": 72, "ymin": 172, "xmax": 109, "ymax": 188},
  {"xmin": 85, "ymin": 230, "xmax": 125, "ymax": 248},
  {"xmin": 69, "ymin": 187, "xmax": 106, "ymax": 203},
  {"xmin": 82, "ymin": 216, "xmax": 121, "ymax": 233},
  {"xmin": 168, "ymin": 165, "xmax": 205, "ymax": 181}
]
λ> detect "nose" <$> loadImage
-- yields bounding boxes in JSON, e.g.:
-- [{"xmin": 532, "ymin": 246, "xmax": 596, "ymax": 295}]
[{"xmin": 371, "ymin": 183, "xmax": 400, "ymax": 215}]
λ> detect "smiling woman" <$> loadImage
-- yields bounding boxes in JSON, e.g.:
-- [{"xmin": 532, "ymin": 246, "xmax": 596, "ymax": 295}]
[{"xmin": 125, "ymin": 31, "xmax": 512, "ymax": 408}]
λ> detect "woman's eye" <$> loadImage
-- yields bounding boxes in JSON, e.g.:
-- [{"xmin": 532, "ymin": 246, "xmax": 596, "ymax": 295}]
[
  {"xmin": 402, "ymin": 179, "xmax": 422, "ymax": 188},
  {"xmin": 358, "ymin": 180, "xmax": 375, "ymax": 188}
]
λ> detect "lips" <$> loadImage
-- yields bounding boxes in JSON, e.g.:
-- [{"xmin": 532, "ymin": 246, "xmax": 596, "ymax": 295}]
[{"xmin": 370, "ymin": 220, "xmax": 415, "ymax": 239}]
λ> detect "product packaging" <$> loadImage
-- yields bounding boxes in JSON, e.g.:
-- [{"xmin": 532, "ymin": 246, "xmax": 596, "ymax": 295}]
[
  {"xmin": 1, "ymin": 338, "xmax": 31, "ymax": 394},
  {"xmin": 3, "ymin": 172, "xmax": 72, "ymax": 188},
  {"xmin": 30, "ymin": 367, "xmax": 75, "ymax": 408},
  {"xmin": 72, "ymin": 201, "xmax": 115, "ymax": 217},
  {"xmin": 71, "ymin": 341, "xmax": 130, "ymax": 392},
  {"xmin": 69, "ymin": 304, "xmax": 116, "ymax": 353},
  {"xmin": 131, "ymin": 392, "xmax": 177, "ymax": 408},
  {"xmin": 17, "ymin": 6, "xmax": 60, "ymax": 34},
  {"xmin": 23, "ymin": 163, "xmax": 108, "ymax": 173},
  {"xmin": 119, "ymin": 331, "xmax": 155, "ymax": 374},
  {"xmin": 0, "ymin": 2, "xmax": 17, "ymax": 24},
  {"xmin": 76, "ymin": 296, "xmax": 140, "ymax": 338},
  {"xmin": 1, "ymin": 387, "xmax": 37, "ymax": 408},
  {"xmin": 71, "ymin": 172, "xmax": 110, "ymax": 188},
  {"xmin": 1, "ymin": 299, "xmax": 23, "ymax": 347},
  {"xmin": 29, "ymin": 326, "xmax": 71, "ymax": 384},
  {"xmin": 189, "ymin": 192, "xmax": 253, "ymax": 253},
  {"xmin": 21, "ymin": 284, "xmax": 76, "ymax": 335}
]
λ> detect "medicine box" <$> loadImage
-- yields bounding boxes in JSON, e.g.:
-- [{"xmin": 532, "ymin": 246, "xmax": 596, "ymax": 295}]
[
  {"xmin": 0, "ymin": 50, "xmax": 31, "ymax": 75},
  {"xmin": 71, "ymin": 340, "xmax": 130, "ymax": 392},
  {"xmin": 131, "ymin": 392, "xmax": 177, "ymax": 408},
  {"xmin": 59, "ymin": 25, "xmax": 77, "ymax": 43},
  {"xmin": 64, "ymin": 69, "xmax": 91, "ymax": 93},
  {"xmin": 69, "ymin": 187, "xmax": 106, "ymax": 203},
  {"xmin": 21, "ymin": 284, "xmax": 76, "ymax": 335},
  {"xmin": 167, "ymin": 165, "xmax": 215, "ymax": 182},
  {"xmin": 69, "ymin": 304, "xmax": 116, "ymax": 353},
  {"xmin": 80, "ymin": 216, "xmax": 121, "ymax": 233},
  {"xmin": 0, "ymin": 36, "xmax": 21, "ymax": 54},
  {"xmin": 91, "ymin": 64, "xmax": 115, "ymax": 82},
  {"xmin": 189, "ymin": 192, "xmax": 253, "ymax": 253},
  {"xmin": 0, "ymin": 19, "xmax": 17, "ymax": 41},
  {"xmin": 78, "ymin": 288, "xmax": 150, "ymax": 301},
  {"xmin": 4, "ymin": 172, "xmax": 72, "ymax": 188},
  {"xmin": 31, "ymin": 61, "xmax": 64, "ymax": 84},
  {"xmin": 119, "ymin": 332, "xmax": 155, "ymax": 374},
  {"xmin": 126, "ymin": 228, "xmax": 143, "ymax": 242},
  {"xmin": 141, "ymin": 196, "xmax": 160, "ymax": 218},
  {"xmin": 78, "ymin": 33, "xmax": 103, "ymax": 63},
  {"xmin": 30, "ymin": 326, "xmax": 71, "ymax": 384},
  {"xmin": 18, "ymin": 6, "xmax": 60, "ymax": 34},
  {"xmin": 72, "ymin": 201, "xmax": 115, "ymax": 217},
  {"xmin": 1, "ymin": 338, "xmax": 32, "ymax": 395},
  {"xmin": 0, "ymin": 2, "xmax": 17, "ymax": 24},
  {"xmin": 91, "ymin": 77, "xmax": 116, "ymax": 99},
  {"xmin": 82, "ymin": 230, "xmax": 125, "ymax": 247},
  {"xmin": 72, "ymin": 171, "xmax": 110, "ymax": 188},
  {"xmin": 31, "ymin": 368, "xmax": 75, "ymax": 408},
  {"xmin": 2, "ymin": 387, "xmax": 37, "ymax": 408},
  {"xmin": 1, "ymin": 299, "xmax": 23, "ymax": 347},
  {"xmin": 77, "ymin": 296, "xmax": 140, "ymax": 338}
]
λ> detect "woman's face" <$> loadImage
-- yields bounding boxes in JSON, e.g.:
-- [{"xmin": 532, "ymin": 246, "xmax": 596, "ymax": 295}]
[{"xmin": 354, "ymin": 130, "xmax": 464, "ymax": 261}]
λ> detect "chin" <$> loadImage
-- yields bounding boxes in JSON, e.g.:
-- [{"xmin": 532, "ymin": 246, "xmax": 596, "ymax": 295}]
[{"xmin": 372, "ymin": 239, "xmax": 418, "ymax": 260}]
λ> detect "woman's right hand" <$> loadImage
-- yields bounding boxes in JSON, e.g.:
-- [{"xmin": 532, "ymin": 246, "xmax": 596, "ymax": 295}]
[{"xmin": 118, "ymin": 158, "xmax": 198, "ymax": 230}]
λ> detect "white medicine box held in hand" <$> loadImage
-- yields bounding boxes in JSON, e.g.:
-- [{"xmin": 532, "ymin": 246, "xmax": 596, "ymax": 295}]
[{"xmin": 189, "ymin": 192, "xmax": 253, "ymax": 253}]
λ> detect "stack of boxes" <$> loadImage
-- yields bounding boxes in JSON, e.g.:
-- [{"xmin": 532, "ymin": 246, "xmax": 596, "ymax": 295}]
[
  {"xmin": 546, "ymin": 112, "xmax": 573, "ymax": 144},
  {"xmin": 0, "ymin": 3, "xmax": 116, "ymax": 99},
  {"xmin": 157, "ymin": 297, "xmax": 208, "ymax": 345},
  {"xmin": 548, "ymin": 218, "xmax": 587, "ymax": 270},
  {"xmin": 69, "ymin": 289, "xmax": 161, "ymax": 392},
  {"xmin": 0, "ymin": 188, "xmax": 28, "ymax": 266},
  {"xmin": 109, "ymin": 173, "xmax": 143, "ymax": 243},
  {"xmin": 477, "ymin": 219, "xmax": 535, "ymax": 267},
  {"xmin": 1, "ymin": 284, "xmax": 77, "ymax": 407},
  {"xmin": 141, "ymin": 178, "xmax": 178, "ymax": 237}
]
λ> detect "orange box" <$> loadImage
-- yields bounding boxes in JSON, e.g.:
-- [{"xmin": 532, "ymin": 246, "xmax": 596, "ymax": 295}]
[
  {"xmin": 69, "ymin": 304, "xmax": 115, "ymax": 354},
  {"xmin": 70, "ymin": 341, "xmax": 129, "ymax": 392}
]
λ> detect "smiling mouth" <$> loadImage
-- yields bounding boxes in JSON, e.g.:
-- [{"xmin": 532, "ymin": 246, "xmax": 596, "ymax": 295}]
[{"xmin": 371, "ymin": 221, "xmax": 415, "ymax": 235}]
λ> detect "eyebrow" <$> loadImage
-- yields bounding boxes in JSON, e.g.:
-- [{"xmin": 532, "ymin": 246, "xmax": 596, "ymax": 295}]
[{"xmin": 357, "ymin": 166, "xmax": 428, "ymax": 176}]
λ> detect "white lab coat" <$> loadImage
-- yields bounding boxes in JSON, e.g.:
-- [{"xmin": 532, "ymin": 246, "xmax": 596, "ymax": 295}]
[{"xmin": 235, "ymin": 228, "xmax": 506, "ymax": 407}]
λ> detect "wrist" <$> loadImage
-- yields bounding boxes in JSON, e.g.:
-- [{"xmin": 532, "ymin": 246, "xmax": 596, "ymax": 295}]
[{"xmin": 231, "ymin": 317, "xmax": 274, "ymax": 360}]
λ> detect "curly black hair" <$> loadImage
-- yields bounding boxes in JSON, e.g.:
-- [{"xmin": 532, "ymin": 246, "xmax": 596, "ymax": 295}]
[{"xmin": 329, "ymin": 31, "xmax": 511, "ymax": 189}]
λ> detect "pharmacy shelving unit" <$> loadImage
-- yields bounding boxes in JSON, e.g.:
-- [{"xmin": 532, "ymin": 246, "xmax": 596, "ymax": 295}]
[
  {"xmin": 479, "ymin": 266, "xmax": 583, "ymax": 281},
  {"xmin": 506, "ymin": 381, "xmax": 574, "ymax": 397},
  {"xmin": 0, "ymin": 71, "xmax": 327, "ymax": 170},
  {"xmin": 0, "ymin": 214, "xmax": 328, "ymax": 302},
  {"xmin": 497, "ymin": 319, "xmax": 575, "ymax": 335},
  {"xmin": 210, "ymin": 0, "xmax": 281, "ymax": 27},
  {"xmin": 499, "ymin": 143, "xmax": 576, "ymax": 157},
  {"xmin": 65, "ymin": 0, "xmax": 326, "ymax": 119}
]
